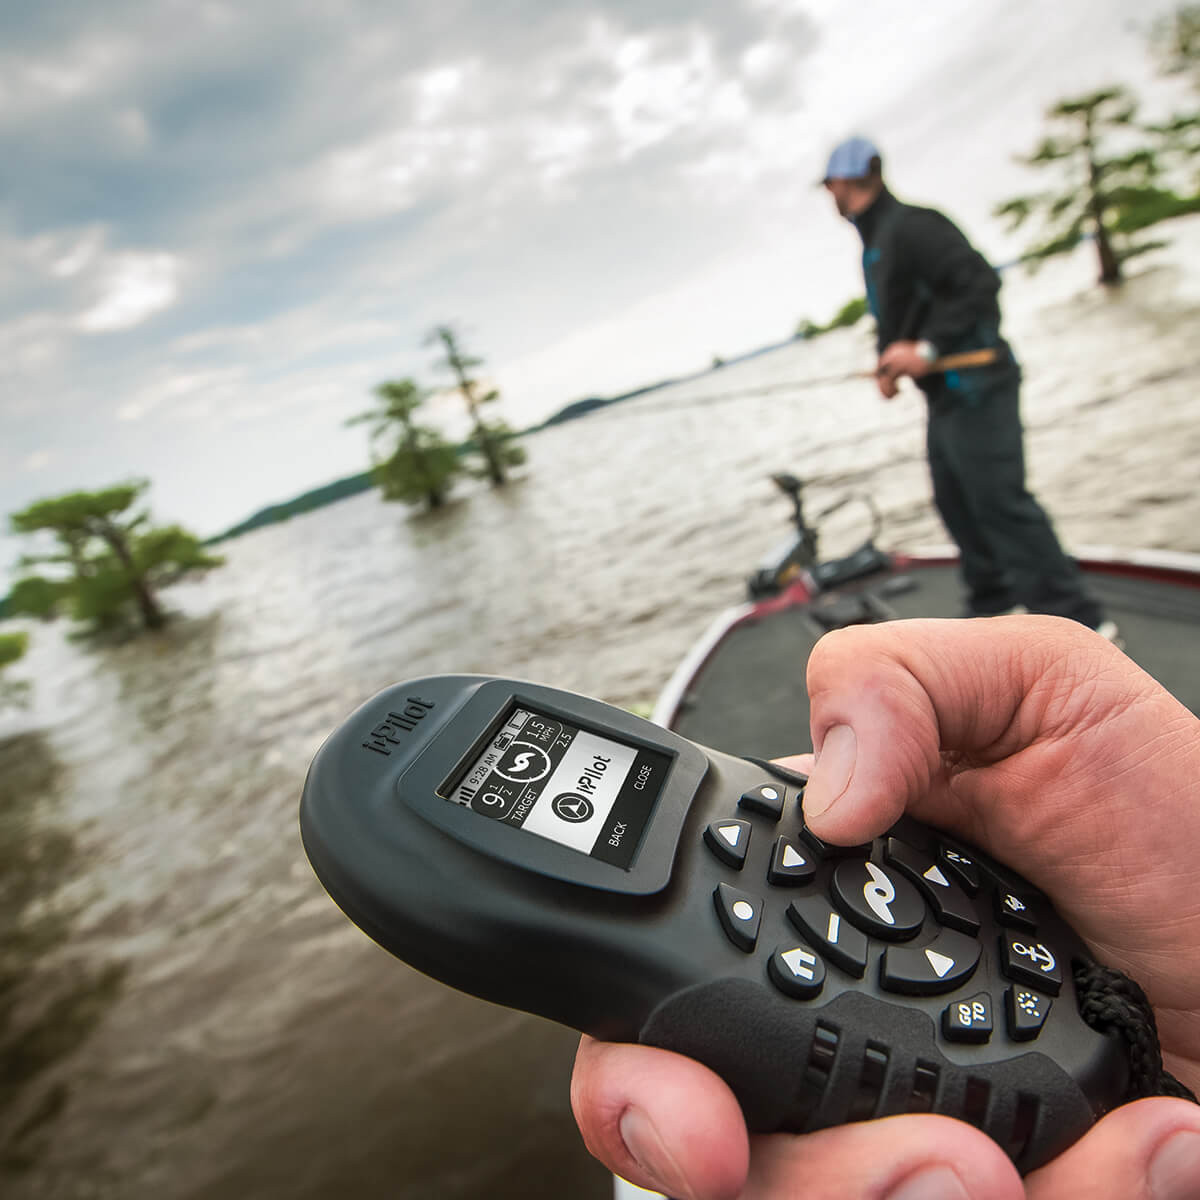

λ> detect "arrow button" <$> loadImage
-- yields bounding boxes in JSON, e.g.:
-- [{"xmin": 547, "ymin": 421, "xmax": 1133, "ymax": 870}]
[
  {"xmin": 704, "ymin": 819, "xmax": 751, "ymax": 869},
  {"xmin": 769, "ymin": 943, "xmax": 827, "ymax": 999},
  {"xmin": 768, "ymin": 835, "xmax": 816, "ymax": 886},
  {"xmin": 881, "ymin": 929, "xmax": 981, "ymax": 996},
  {"xmin": 885, "ymin": 838, "xmax": 981, "ymax": 934}
]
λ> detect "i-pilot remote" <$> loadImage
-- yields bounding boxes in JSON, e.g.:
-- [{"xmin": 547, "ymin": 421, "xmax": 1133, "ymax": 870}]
[{"xmin": 299, "ymin": 674, "xmax": 1133, "ymax": 1174}]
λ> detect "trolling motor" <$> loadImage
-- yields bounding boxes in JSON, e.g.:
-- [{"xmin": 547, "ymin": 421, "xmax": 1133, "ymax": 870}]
[{"xmin": 746, "ymin": 473, "xmax": 891, "ymax": 600}]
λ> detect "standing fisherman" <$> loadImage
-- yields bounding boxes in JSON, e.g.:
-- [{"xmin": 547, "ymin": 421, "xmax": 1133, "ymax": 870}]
[{"xmin": 822, "ymin": 136, "xmax": 1116, "ymax": 638}]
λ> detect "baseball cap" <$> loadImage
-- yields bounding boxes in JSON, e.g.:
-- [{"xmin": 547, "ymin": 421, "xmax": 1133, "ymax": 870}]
[{"xmin": 822, "ymin": 136, "xmax": 882, "ymax": 183}]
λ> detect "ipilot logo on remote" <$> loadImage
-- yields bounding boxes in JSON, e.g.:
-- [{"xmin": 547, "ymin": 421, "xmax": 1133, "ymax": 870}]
[
  {"xmin": 361, "ymin": 698, "xmax": 435, "ymax": 756},
  {"xmin": 552, "ymin": 792, "xmax": 594, "ymax": 823}
]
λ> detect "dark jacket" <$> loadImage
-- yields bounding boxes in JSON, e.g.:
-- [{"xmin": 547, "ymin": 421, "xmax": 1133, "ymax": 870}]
[{"xmin": 853, "ymin": 187, "xmax": 1015, "ymax": 398}]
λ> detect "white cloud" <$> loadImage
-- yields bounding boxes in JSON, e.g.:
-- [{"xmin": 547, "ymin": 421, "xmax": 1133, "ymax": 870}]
[
  {"xmin": 49, "ymin": 227, "xmax": 107, "ymax": 278},
  {"xmin": 0, "ymin": 34, "xmax": 134, "ymax": 117},
  {"xmin": 78, "ymin": 251, "xmax": 181, "ymax": 332},
  {"xmin": 414, "ymin": 64, "xmax": 467, "ymax": 124}
]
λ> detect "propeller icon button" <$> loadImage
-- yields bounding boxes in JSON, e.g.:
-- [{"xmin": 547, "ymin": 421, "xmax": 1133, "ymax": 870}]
[{"xmin": 830, "ymin": 859, "xmax": 926, "ymax": 940}]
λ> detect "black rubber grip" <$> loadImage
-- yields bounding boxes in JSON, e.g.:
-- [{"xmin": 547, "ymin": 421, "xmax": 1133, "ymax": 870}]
[{"xmin": 639, "ymin": 981, "xmax": 1100, "ymax": 1173}]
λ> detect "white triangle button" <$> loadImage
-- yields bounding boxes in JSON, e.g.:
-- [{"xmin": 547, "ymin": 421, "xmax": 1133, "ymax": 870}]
[
  {"xmin": 718, "ymin": 824, "xmax": 742, "ymax": 848},
  {"xmin": 923, "ymin": 865, "xmax": 950, "ymax": 888},
  {"xmin": 925, "ymin": 949, "xmax": 955, "ymax": 978},
  {"xmin": 782, "ymin": 845, "xmax": 805, "ymax": 868}
]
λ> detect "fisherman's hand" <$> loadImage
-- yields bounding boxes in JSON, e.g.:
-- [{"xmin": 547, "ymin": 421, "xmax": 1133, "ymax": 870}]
[
  {"xmin": 570, "ymin": 617, "xmax": 1200, "ymax": 1199},
  {"xmin": 878, "ymin": 340, "xmax": 933, "ymax": 394},
  {"xmin": 875, "ymin": 366, "xmax": 900, "ymax": 399}
]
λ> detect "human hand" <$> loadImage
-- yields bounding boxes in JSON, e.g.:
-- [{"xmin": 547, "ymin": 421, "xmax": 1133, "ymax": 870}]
[
  {"xmin": 879, "ymin": 340, "xmax": 934, "ymax": 380},
  {"xmin": 875, "ymin": 365, "xmax": 900, "ymax": 399},
  {"xmin": 571, "ymin": 617, "xmax": 1200, "ymax": 1199}
]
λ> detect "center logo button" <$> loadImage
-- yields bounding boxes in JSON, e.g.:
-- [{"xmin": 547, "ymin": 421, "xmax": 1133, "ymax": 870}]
[{"xmin": 831, "ymin": 859, "xmax": 926, "ymax": 940}]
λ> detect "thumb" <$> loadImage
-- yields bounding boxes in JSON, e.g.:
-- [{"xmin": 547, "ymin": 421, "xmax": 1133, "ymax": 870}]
[{"xmin": 798, "ymin": 616, "xmax": 1195, "ymax": 859}]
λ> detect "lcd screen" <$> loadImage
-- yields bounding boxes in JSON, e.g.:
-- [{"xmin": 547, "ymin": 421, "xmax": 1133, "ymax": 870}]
[{"xmin": 442, "ymin": 704, "xmax": 671, "ymax": 869}]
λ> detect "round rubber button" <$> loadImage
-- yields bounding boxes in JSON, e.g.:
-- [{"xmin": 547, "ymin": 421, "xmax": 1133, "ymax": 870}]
[{"xmin": 831, "ymin": 859, "xmax": 925, "ymax": 940}]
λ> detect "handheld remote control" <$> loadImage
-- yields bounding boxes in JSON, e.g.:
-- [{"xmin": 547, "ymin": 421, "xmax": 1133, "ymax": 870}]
[{"xmin": 299, "ymin": 674, "xmax": 1129, "ymax": 1174}]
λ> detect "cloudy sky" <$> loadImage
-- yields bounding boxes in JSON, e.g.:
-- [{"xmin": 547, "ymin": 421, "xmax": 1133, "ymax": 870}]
[{"xmin": 0, "ymin": 0, "xmax": 1185, "ymax": 567}]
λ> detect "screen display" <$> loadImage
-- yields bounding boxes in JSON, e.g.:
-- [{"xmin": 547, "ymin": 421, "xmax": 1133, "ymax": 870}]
[{"xmin": 442, "ymin": 704, "xmax": 672, "ymax": 869}]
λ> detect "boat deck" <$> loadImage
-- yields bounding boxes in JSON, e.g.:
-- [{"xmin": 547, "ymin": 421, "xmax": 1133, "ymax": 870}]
[{"xmin": 669, "ymin": 561, "xmax": 1200, "ymax": 760}]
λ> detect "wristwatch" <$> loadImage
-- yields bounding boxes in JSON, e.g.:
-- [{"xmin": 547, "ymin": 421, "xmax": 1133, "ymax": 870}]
[{"xmin": 915, "ymin": 339, "xmax": 939, "ymax": 365}]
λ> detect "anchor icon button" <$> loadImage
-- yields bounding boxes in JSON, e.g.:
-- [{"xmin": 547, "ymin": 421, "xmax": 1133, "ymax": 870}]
[{"xmin": 1000, "ymin": 932, "xmax": 1063, "ymax": 995}]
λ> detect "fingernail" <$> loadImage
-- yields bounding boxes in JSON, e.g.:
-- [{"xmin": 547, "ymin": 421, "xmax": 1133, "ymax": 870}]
[
  {"xmin": 803, "ymin": 724, "xmax": 857, "ymax": 820},
  {"xmin": 885, "ymin": 1165, "xmax": 971, "ymax": 1200},
  {"xmin": 619, "ymin": 1107, "xmax": 686, "ymax": 1197},
  {"xmin": 1151, "ymin": 1131, "xmax": 1200, "ymax": 1200}
]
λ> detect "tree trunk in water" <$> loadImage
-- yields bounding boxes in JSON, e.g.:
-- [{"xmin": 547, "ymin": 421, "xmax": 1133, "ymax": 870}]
[
  {"xmin": 1094, "ymin": 223, "xmax": 1121, "ymax": 285},
  {"xmin": 99, "ymin": 524, "xmax": 167, "ymax": 630},
  {"xmin": 1084, "ymin": 113, "xmax": 1122, "ymax": 286},
  {"xmin": 476, "ymin": 425, "xmax": 506, "ymax": 486}
]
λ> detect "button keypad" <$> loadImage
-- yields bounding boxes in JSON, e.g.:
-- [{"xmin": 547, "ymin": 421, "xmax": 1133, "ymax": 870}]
[{"xmin": 702, "ymin": 777, "xmax": 1069, "ymax": 1049}]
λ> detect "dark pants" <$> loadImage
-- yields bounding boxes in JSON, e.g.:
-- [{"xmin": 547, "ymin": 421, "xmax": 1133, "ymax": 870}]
[{"xmin": 925, "ymin": 367, "xmax": 1102, "ymax": 626}]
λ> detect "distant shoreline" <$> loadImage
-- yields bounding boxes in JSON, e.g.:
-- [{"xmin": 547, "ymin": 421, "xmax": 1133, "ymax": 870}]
[{"xmin": 203, "ymin": 332, "xmax": 801, "ymax": 546}]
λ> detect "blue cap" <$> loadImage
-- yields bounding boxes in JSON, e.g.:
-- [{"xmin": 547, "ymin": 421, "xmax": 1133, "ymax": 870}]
[{"xmin": 822, "ymin": 136, "xmax": 881, "ymax": 182}]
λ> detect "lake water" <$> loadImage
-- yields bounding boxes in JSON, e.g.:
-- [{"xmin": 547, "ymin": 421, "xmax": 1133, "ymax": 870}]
[{"xmin": 3, "ymin": 226, "xmax": 1200, "ymax": 1198}]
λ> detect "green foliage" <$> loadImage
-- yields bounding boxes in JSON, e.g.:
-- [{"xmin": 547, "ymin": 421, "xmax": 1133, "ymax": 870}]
[
  {"xmin": 1108, "ymin": 185, "xmax": 1200, "ymax": 232},
  {"xmin": 829, "ymin": 296, "xmax": 869, "ymax": 329},
  {"xmin": 8, "ymin": 481, "xmax": 222, "ymax": 635},
  {"xmin": 461, "ymin": 420, "xmax": 526, "ymax": 481},
  {"xmin": 5, "ymin": 577, "xmax": 71, "ymax": 621},
  {"xmin": 1152, "ymin": 4, "xmax": 1200, "ymax": 86},
  {"xmin": 374, "ymin": 441, "xmax": 461, "ymax": 506},
  {"xmin": 70, "ymin": 559, "xmax": 137, "ymax": 632},
  {"xmin": 0, "ymin": 632, "xmax": 27, "ymax": 671},
  {"xmin": 796, "ymin": 296, "xmax": 868, "ymax": 339},
  {"xmin": 349, "ymin": 378, "xmax": 464, "ymax": 510},
  {"xmin": 1147, "ymin": 6, "xmax": 1200, "ymax": 185},
  {"xmin": 135, "ymin": 526, "xmax": 224, "ymax": 582},
  {"xmin": 0, "ymin": 631, "xmax": 30, "ymax": 710},
  {"xmin": 994, "ymin": 86, "xmax": 1169, "ymax": 284},
  {"xmin": 10, "ymin": 482, "xmax": 150, "ymax": 544},
  {"xmin": 427, "ymin": 325, "xmax": 524, "ymax": 487}
]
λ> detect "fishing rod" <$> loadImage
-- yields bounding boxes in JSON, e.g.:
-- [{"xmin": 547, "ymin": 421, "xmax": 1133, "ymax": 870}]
[{"xmin": 620, "ymin": 347, "xmax": 1002, "ymax": 416}]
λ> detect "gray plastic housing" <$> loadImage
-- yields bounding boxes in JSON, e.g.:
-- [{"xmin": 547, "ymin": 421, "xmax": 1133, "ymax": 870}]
[{"xmin": 299, "ymin": 674, "xmax": 1129, "ymax": 1173}]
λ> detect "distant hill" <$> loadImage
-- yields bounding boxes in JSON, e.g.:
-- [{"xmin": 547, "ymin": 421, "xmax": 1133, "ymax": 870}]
[{"xmin": 208, "ymin": 471, "xmax": 376, "ymax": 543}]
